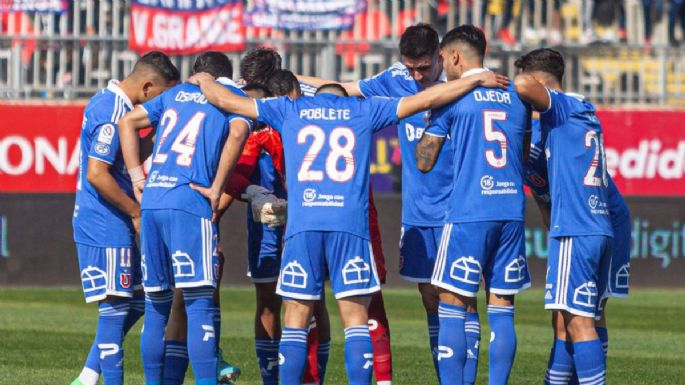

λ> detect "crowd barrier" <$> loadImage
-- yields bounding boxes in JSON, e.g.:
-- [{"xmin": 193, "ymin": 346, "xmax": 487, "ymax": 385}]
[{"xmin": 0, "ymin": 103, "xmax": 683, "ymax": 287}]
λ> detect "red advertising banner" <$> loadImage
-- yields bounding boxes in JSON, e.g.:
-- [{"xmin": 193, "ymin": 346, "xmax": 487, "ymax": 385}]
[
  {"xmin": 129, "ymin": 0, "xmax": 246, "ymax": 55},
  {"xmin": 1, "ymin": 105, "xmax": 684, "ymax": 195}
]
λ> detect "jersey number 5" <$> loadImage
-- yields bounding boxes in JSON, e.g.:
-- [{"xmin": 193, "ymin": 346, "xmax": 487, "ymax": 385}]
[
  {"xmin": 483, "ymin": 110, "xmax": 508, "ymax": 168},
  {"xmin": 297, "ymin": 125, "xmax": 356, "ymax": 182},
  {"xmin": 152, "ymin": 110, "xmax": 205, "ymax": 167}
]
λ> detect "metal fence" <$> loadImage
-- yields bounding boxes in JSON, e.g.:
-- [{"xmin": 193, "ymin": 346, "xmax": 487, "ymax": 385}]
[{"xmin": 1, "ymin": 0, "xmax": 684, "ymax": 105}]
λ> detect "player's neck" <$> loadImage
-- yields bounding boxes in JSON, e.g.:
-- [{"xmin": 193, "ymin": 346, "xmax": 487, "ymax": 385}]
[
  {"xmin": 117, "ymin": 79, "xmax": 140, "ymax": 105},
  {"xmin": 459, "ymin": 63, "xmax": 485, "ymax": 78}
]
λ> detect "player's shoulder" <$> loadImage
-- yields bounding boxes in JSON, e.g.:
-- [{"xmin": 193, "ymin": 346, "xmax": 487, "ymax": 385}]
[{"xmin": 85, "ymin": 83, "xmax": 129, "ymax": 125}]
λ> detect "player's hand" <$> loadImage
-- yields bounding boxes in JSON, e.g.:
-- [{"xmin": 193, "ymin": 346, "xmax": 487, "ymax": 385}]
[
  {"xmin": 477, "ymin": 71, "xmax": 510, "ymax": 90},
  {"xmin": 189, "ymin": 183, "xmax": 222, "ymax": 222},
  {"xmin": 133, "ymin": 181, "xmax": 144, "ymax": 204},
  {"xmin": 128, "ymin": 166, "xmax": 146, "ymax": 203},
  {"xmin": 131, "ymin": 213, "xmax": 141, "ymax": 234},
  {"xmin": 187, "ymin": 72, "xmax": 214, "ymax": 86},
  {"xmin": 243, "ymin": 185, "xmax": 287, "ymax": 227}
]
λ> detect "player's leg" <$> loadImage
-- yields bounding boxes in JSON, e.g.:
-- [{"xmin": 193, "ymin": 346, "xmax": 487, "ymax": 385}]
[
  {"xmin": 305, "ymin": 297, "xmax": 332, "ymax": 385},
  {"xmin": 214, "ymin": 248, "xmax": 241, "ymax": 383},
  {"xmin": 302, "ymin": 314, "xmax": 321, "ymax": 385},
  {"xmin": 275, "ymin": 231, "xmax": 327, "ymax": 385},
  {"xmin": 544, "ymin": 310, "xmax": 575, "ymax": 385},
  {"xmin": 368, "ymin": 210, "xmax": 392, "ymax": 385},
  {"xmin": 162, "ymin": 289, "xmax": 189, "ymax": 385},
  {"xmin": 399, "ymin": 225, "xmax": 441, "ymax": 379},
  {"xmin": 545, "ymin": 236, "xmax": 611, "ymax": 385},
  {"xmin": 326, "ymin": 232, "xmax": 382, "ymax": 385},
  {"xmin": 484, "ymin": 221, "xmax": 530, "ymax": 385},
  {"xmin": 249, "ymin": 221, "xmax": 283, "ymax": 385},
  {"xmin": 170, "ymin": 212, "xmax": 221, "ymax": 385},
  {"xmin": 463, "ymin": 302, "xmax": 481, "ymax": 385}
]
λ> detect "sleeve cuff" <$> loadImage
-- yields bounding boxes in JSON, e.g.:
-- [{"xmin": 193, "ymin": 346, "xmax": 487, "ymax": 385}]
[
  {"xmin": 87, "ymin": 155, "xmax": 113, "ymax": 165},
  {"xmin": 423, "ymin": 131, "xmax": 446, "ymax": 138}
]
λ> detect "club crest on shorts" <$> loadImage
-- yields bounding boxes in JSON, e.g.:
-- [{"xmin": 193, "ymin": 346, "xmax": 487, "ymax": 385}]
[
  {"xmin": 342, "ymin": 256, "xmax": 371, "ymax": 285},
  {"xmin": 281, "ymin": 261, "xmax": 307, "ymax": 288}
]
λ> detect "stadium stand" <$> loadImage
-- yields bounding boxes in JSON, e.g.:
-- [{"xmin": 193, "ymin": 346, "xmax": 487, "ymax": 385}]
[{"xmin": 0, "ymin": 0, "xmax": 684, "ymax": 105}]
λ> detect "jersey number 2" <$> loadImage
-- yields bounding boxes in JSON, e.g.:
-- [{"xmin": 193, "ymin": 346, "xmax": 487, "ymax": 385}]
[
  {"xmin": 483, "ymin": 110, "xmax": 508, "ymax": 168},
  {"xmin": 583, "ymin": 130, "xmax": 608, "ymax": 187},
  {"xmin": 152, "ymin": 110, "xmax": 205, "ymax": 167},
  {"xmin": 297, "ymin": 125, "xmax": 356, "ymax": 182}
]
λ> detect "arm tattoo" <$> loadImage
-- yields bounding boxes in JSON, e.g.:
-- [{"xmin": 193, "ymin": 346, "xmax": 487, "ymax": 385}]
[{"xmin": 415, "ymin": 135, "xmax": 444, "ymax": 172}]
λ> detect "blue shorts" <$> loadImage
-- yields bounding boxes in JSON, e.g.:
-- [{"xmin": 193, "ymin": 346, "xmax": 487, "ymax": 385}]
[
  {"xmin": 399, "ymin": 225, "xmax": 442, "ymax": 283},
  {"xmin": 140, "ymin": 209, "xmax": 219, "ymax": 292},
  {"xmin": 76, "ymin": 244, "xmax": 142, "ymax": 303},
  {"xmin": 545, "ymin": 236, "xmax": 612, "ymax": 319},
  {"xmin": 276, "ymin": 231, "xmax": 381, "ymax": 300},
  {"xmin": 608, "ymin": 216, "xmax": 630, "ymax": 298},
  {"xmin": 246, "ymin": 219, "xmax": 283, "ymax": 283},
  {"xmin": 431, "ymin": 221, "xmax": 530, "ymax": 297}
]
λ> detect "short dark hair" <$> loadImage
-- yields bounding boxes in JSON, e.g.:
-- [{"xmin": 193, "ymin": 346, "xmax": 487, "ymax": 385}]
[
  {"xmin": 399, "ymin": 23, "xmax": 439, "ymax": 59},
  {"xmin": 514, "ymin": 48, "xmax": 565, "ymax": 82},
  {"xmin": 193, "ymin": 51, "xmax": 233, "ymax": 79},
  {"xmin": 267, "ymin": 69, "xmax": 300, "ymax": 97},
  {"xmin": 315, "ymin": 83, "xmax": 349, "ymax": 97},
  {"xmin": 240, "ymin": 47, "xmax": 282, "ymax": 85},
  {"xmin": 242, "ymin": 82, "xmax": 272, "ymax": 98},
  {"xmin": 440, "ymin": 25, "xmax": 486, "ymax": 58},
  {"xmin": 134, "ymin": 51, "xmax": 180, "ymax": 84}
]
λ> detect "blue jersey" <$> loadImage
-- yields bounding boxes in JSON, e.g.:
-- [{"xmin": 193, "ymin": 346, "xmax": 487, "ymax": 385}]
[
  {"xmin": 73, "ymin": 80, "xmax": 136, "ymax": 247},
  {"xmin": 358, "ymin": 62, "xmax": 452, "ymax": 226},
  {"xmin": 141, "ymin": 78, "xmax": 252, "ymax": 219},
  {"xmin": 255, "ymin": 93, "xmax": 401, "ymax": 239},
  {"xmin": 426, "ymin": 82, "xmax": 531, "ymax": 223},
  {"xmin": 540, "ymin": 90, "xmax": 613, "ymax": 237}
]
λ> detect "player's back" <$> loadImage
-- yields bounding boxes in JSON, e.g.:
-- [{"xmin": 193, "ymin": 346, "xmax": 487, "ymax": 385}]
[
  {"xmin": 142, "ymin": 79, "xmax": 248, "ymax": 219},
  {"xmin": 430, "ymin": 83, "xmax": 530, "ymax": 223},
  {"xmin": 540, "ymin": 91, "xmax": 613, "ymax": 237},
  {"xmin": 256, "ymin": 93, "xmax": 400, "ymax": 239},
  {"xmin": 74, "ymin": 81, "xmax": 135, "ymax": 247}
]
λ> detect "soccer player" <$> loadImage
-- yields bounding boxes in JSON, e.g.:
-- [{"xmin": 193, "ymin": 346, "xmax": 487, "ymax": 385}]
[
  {"xmin": 117, "ymin": 52, "xmax": 252, "ymax": 385},
  {"xmin": 415, "ymin": 25, "xmax": 532, "ymax": 385},
  {"xmin": 188, "ymin": 66, "xmax": 507, "ymax": 385},
  {"xmin": 72, "ymin": 51, "xmax": 179, "ymax": 385},
  {"xmin": 514, "ymin": 48, "xmax": 625, "ymax": 385},
  {"xmin": 299, "ymin": 24, "xmax": 482, "ymax": 383}
]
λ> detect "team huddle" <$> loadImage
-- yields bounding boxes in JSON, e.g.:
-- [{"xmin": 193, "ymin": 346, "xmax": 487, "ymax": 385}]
[{"xmin": 71, "ymin": 23, "xmax": 630, "ymax": 385}]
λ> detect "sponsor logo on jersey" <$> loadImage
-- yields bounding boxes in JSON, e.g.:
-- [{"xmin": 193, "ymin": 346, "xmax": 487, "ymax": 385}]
[
  {"xmin": 301, "ymin": 189, "xmax": 345, "ymax": 208},
  {"xmin": 97, "ymin": 124, "xmax": 115, "ymax": 144},
  {"xmin": 303, "ymin": 188, "xmax": 317, "ymax": 202},
  {"xmin": 480, "ymin": 175, "xmax": 518, "ymax": 196},
  {"xmin": 588, "ymin": 195, "xmax": 609, "ymax": 215}
]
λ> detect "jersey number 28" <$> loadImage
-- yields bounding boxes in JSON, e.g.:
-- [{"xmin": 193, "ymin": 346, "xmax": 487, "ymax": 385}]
[{"xmin": 297, "ymin": 125, "xmax": 356, "ymax": 182}]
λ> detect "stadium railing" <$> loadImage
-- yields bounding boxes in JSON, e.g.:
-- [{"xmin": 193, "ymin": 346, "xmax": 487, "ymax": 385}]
[{"xmin": 1, "ymin": 0, "xmax": 684, "ymax": 106}]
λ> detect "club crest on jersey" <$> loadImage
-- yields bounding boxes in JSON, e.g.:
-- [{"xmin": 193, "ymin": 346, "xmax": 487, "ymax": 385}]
[
  {"xmin": 120, "ymin": 273, "xmax": 131, "ymax": 288},
  {"xmin": 342, "ymin": 256, "xmax": 371, "ymax": 285},
  {"xmin": 97, "ymin": 124, "xmax": 115, "ymax": 144},
  {"xmin": 281, "ymin": 261, "xmax": 307, "ymax": 288},
  {"xmin": 94, "ymin": 143, "xmax": 110, "ymax": 155}
]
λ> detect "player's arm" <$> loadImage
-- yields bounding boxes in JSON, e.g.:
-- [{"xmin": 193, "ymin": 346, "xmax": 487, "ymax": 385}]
[
  {"xmin": 188, "ymin": 73, "xmax": 258, "ymax": 119},
  {"xmin": 514, "ymin": 74, "xmax": 550, "ymax": 111},
  {"xmin": 533, "ymin": 194, "xmax": 552, "ymax": 230},
  {"xmin": 192, "ymin": 119, "xmax": 250, "ymax": 221},
  {"xmin": 86, "ymin": 158, "xmax": 142, "ymax": 232},
  {"xmin": 415, "ymin": 134, "xmax": 445, "ymax": 173},
  {"xmin": 397, "ymin": 71, "xmax": 509, "ymax": 119},
  {"xmin": 118, "ymin": 107, "xmax": 153, "ymax": 202},
  {"xmin": 296, "ymin": 75, "xmax": 362, "ymax": 96}
]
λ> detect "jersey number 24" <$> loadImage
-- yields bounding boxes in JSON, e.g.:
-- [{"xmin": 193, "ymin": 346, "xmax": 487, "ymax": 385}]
[{"xmin": 152, "ymin": 109, "xmax": 205, "ymax": 167}]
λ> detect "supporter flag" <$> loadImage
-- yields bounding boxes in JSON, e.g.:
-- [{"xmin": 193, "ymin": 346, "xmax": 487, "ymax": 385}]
[
  {"xmin": 129, "ymin": 0, "xmax": 246, "ymax": 55},
  {"xmin": 0, "ymin": 0, "xmax": 67, "ymax": 13},
  {"xmin": 245, "ymin": 0, "xmax": 366, "ymax": 31}
]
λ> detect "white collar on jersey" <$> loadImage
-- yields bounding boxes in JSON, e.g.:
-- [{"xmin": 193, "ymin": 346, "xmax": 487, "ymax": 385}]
[
  {"xmin": 565, "ymin": 92, "xmax": 586, "ymax": 101},
  {"xmin": 461, "ymin": 67, "xmax": 489, "ymax": 78},
  {"xmin": 106, "ymin": 79, "xmax": 133, "ymax": 109},
  {"xmin": 216, "ymin": 77, "xmax": 239, "ymax": 88}
]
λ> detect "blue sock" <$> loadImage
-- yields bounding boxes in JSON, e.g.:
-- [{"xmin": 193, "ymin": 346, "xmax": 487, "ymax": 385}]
[
  {"xmin": 437, "ymin": 302, "xmax": 466, "ymax": 385},
  {"xmin": 596, "ymin": 327, "xmax": 608, "ymax": 355},
  {"xmin": 545, "ymin": 339, "xmax": 574, "ymax": 385},
  {"xmin": 124, "ymin": 295, "xmax": 145, "ymax": 333},
  {"xmin": 279, "ymin": 327, "xmax": 308, "ymax": 385},
  {"xmin": 213, "ymin": 303, "xmax": 221, "ymax": 348},
  {"xmin": 97, "ymin": 300, "xmax": 129, "ymax": 385},
  {"xmin": 573, "ymin": 340, "xmax": 606, "ymax": 385},
  {"xmin": 318, "ymin": 338, "xmax": 331, "ymax": 384},
  {"xmin": 487, "ymin": 305, "xmax": 517, "ymax": 385},
  {"xmin": 163, "ymin": 340, "xmax": 189, "ymax": 385},
  {"xmin": 427, "ymin": 312, "xmax": 440, "ymax": 380},
  {"xmin": 141, "ymin": 291, "xmax": 173, "ymax": 385},
  {"xmin": 183, "ymin": 288, "xmax": 218, "ymax": 385},
  {"xmin": 464, "ymin": 311, "xmax": 481, "ymax": 385},
  {"xmin": 343, "ymin": 325, "xmax": 373, "ymax": 385},
  {"xmin": 255, "ymin": 338, "xmax": 279, "ymax": 385}
]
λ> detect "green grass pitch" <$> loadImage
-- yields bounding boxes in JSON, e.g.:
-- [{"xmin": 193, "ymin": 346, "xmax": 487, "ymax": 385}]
[{"xmin": 1, "ymin": 287, "xmax": 683, "ymax": 384}]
